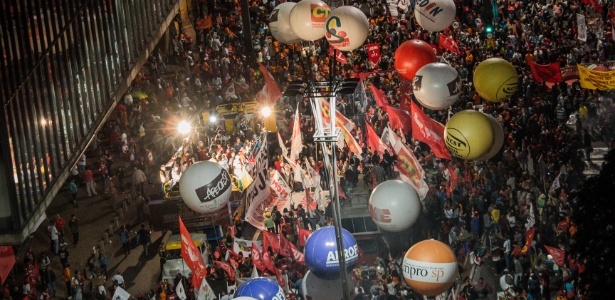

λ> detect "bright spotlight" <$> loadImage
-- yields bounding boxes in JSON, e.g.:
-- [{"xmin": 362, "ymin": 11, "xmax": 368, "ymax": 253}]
[
  {"xmin": 209, "ymin": 115, "xmax": 217, "ymax": 123},
  {"xmin": 40, "ymin": 118, "xmax": 47, "ymax": 126},
  {"xmin": 261, "ymin": 106, "xmax": 272, "ymax": 117},
  {"xmin": 178, "ymin": 121, "xmax": 191, "ymax": 135}
]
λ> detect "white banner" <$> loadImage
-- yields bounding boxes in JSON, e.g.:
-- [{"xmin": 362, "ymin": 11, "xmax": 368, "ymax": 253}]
[
  {"xmin": 196, "ymin": 277, "xmax": 216, "ymax": 300},
  {"xmin": 233, "ymin": 238, "xmax": 262, "ymax": 257},
  {"xmin": 244, "ymin": 137, "xmax": 271, "ymax": 230},
  {"xmin": 577, "ymin": 14, "xmax": 587, "ymax": 42},
  {"xmin": 271, "ymin": 170, "xmax": 292, "ymax": 202},
  {"xmin": 176, "ymin": 280, "xmax": 187, "ymax": 300},
  {"xmin": 112, "ymin": 287, "xmax": 131, "ymax": 300}
]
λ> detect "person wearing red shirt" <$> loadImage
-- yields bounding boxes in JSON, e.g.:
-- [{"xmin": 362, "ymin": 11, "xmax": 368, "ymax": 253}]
[{"xmin": 84, "ymin": 168, "xmax": 97, "ymax": 197}]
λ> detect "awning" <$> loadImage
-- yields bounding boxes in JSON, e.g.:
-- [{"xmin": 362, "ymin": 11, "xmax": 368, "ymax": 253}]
[{"xmin": 0, "ymin": 246, "xmax": 16, "ymax": 285}]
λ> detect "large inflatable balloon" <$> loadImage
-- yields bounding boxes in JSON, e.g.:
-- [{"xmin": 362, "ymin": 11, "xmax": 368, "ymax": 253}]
[
  {"xmin": 235, "ymin": 278, "xmax": 285, "ymax": 300},
  {"xmin": 289, "ymin": 0, "xmax": 331, "ymax": 41},
  {"xmin": 179, "ymin": 161, "xmax": 232, "ymax": 214},
  {"xmin": 414, "ymin": 0, "xmax": 456, "ymax": 32},
  {"xmin": 369, "ymin": 180, "xmax": 421, "ymax": 232},
  {"xmin": 325, "ymin": 6, "xmax": 369, "ymax": 51},
  {"xmin": 301, "ymin": 270, "xmax": 354, "ymax": 299},
  {"xmin": 305, "ymin": 227, "xmax": 358, "ymax": 280},
  {"xmin": 233, "ymin": 298, "xmax": 259, "ymax": 300},
  {"xmin": 394, "ymin": 40, "xmax": 437, "ymax": 81},
  {"xmin": 402, "ymin": 240, "xmax": 458, "ymax": 296},
  {"xmin": 444, "ymin": 110, "xmax": 494, "ymax": 160},
  {"xmin": 269, "ymin": 3, "xmax": 302, "ymax": 44},
  {"xmin": 474, "ymin": 113, "xmax": 504, "ymax": 161},
  {"xmin": 413, "ymin": 63, "xmax": 461, "ymax": 110},
  {"xmin": 473, "ymin": 58, "xmax": 518, "ymax": 102}
]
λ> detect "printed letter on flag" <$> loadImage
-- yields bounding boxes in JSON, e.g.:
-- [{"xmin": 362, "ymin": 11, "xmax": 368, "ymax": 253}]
[
  {"xmin": 367, "ymin": 43, "xmax": 381, "ymax": 65},
  {"xmin": 529, "ymin": 61, "xmax": 562, "ymax": 83},
  {"xmin": 251, "ymin": 242, "xmax": 265, "ymax": 271}
]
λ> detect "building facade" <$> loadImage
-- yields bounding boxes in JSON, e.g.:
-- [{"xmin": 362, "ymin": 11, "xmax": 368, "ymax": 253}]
[{"xmin": 0, "ymin": 0, "xmax": 182, "ymax": 244}]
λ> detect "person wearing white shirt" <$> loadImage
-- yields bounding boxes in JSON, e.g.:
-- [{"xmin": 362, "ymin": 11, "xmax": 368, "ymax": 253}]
[
  {"xmin": 503, "ymin": 237, "xmax": 512, "ymax": 271},
  {"xmin": 111, "ymin": 271, "xmax": 125, "ymax": 288}
]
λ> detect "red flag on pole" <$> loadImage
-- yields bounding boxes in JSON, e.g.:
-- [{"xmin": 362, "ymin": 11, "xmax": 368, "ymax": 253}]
[
  {"xmin": 366, "ymin": 43, "xmax": 381, "ymax": 65},
  {"xmin": 262, "ymin": 249, "xmax": 276, "ymax": 273},
  {"xmin": 410, "ymin": 101, "xmax": 452, "ymax": 160},
  {"xmin": 520, "ymin": 228, "xmax": 536, "ymax": 255},
  {"xmin": 256, "ymin": 63, "xmax": 283, "ymax": 105},
  {"xmin": 275, "ymin": 268, "xmax": 286, "ymax": 288},
  {"xmin": 179, "ymin": 217, "xmax": 207, "ymax": 289},
  {"xmin": 446, "ymin": 166, "xmax": 458, "ymax": 198},
  {"xmin": 298, "ymin": 228, "xmax": 312, "ymax": 247},
  {"xmin": 289, "ymin": 242, "xmax": 306, "ymax": 263},
  {"xmin": 262, "ymin": 231, "xmax": 280, "ymax": 254},
  {"xmin": 384, "ymin": 105, "xmax": 412, "ymax": 135},
  {"xmin": 529, "ymin": 61, "xmax": 563, "ymax": 83},
  {"xmin": 365, "ymin": 122, "xmax": 389, "ymax": 156},
  {"xmin": 329, "ymin": 47, "xmax": 348, "ymax": 64},
  {"xmin": 251, "ymin": 242, "xmax": 265, "ymax": 271},
  {"xmin": 279, "ymin": 233, "xmax": 293, "ymax": 257},
  {"xmin": 399, "ymin": 93, "xmax": 412, "ymax": 112},
  {"xmin": 369, "ymin": 85, "xmax": 389, "ymax": 107},
  {"xmin": 544, "ymin": 245, "xmax": 566, "ymax": 267},
  {"xmin": 213, "ymin": 261, "xmax": 235, "ymax": 281},
  {"xmin": 438, "ymin": 35, "xmax": 461, "ymax": 53}
]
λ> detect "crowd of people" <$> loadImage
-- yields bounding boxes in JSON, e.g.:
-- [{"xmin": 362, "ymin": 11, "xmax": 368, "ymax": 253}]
[{"xmin": 4, "ymin": 0, "xmax": 615, "ymax": 299}]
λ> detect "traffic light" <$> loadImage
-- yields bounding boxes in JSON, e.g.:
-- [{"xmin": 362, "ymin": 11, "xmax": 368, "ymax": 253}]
[{"xmin": 485, "ymin": 23, "xmax": 493, "ymax": 33}]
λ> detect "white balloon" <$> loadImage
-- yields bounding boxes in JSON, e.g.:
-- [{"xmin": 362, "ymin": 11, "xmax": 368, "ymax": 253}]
[
  {"xmin": 269, "ymin": 2, "xmax": 302, "ymax": 44},
  {"xmin": 179, "ymin": 161, "xmax": 232, "ymax": 214},
  {"xmin": 369, "ymin": 180, "xmax": 421, "ymax": 232},
  {"xmin": 474, "ymin": 113, "xmax": 505, "ymax": 161},
  {"xmin": 413, "ymin": 63, "xmax": 461, "ymax": 110},
  {"xmin": 414, "ymin": 0, "xmax": 456, "ymax": 32},
  {"xmin": 289, "ymin": 0, "xmax": 331, "ymax": 41},
  {"xmin": 325, "ymin": 6, "xmax": 369, "ymax": 52}
]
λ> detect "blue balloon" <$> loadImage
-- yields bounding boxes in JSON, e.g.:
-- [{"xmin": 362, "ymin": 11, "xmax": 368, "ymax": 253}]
[
  {"xmin": 304, "ymin": 226, "xmax": 359, "ymax": 280},
  {"xmin": 235, "ymin": 278, "xmax": 285, "ymax": 300}
]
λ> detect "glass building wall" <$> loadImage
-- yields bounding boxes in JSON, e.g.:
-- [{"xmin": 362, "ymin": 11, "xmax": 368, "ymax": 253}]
[{"xmin": 0, "ymin": 0, "xmax": 180, "ymax": 243}]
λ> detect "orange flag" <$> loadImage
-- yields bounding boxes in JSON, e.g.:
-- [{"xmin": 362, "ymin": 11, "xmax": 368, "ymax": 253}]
[{"xmin": 195, "ymin": 14, "xmax": 213, "ymax": 29}]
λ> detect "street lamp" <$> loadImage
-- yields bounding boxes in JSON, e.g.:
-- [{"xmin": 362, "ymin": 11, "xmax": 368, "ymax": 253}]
[{"xmin": 177, "ymin": 120, "xmax": 191, "ymax": 135}]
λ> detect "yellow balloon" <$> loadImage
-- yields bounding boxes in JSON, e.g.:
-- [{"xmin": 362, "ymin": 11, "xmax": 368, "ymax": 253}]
[
  {"xmin": 445, "ymin": 110, "xmax": 494, "ymax": 160},
  {"xmin": 473, "ymin": 58, "xmax": 518, "ymax": 102}
]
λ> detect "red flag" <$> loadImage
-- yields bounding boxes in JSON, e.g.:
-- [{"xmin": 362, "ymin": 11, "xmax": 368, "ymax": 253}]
[
  {"xmin": 520, "ymin": 228, "xmax": 536, "ymax": 255},
  {"xmin": 544, "ymin": 246, "xmax": 565, "ymax": 267},
  {"xmin": 369, "ymin": 85, "xmax": 389, "ymax": 107},
  {"xmin": 365, "ymin": 122, "xmax": 389, "ymax": 156},
  {"xmin": 298, "ymin": 228, "xmax": 312, "ymax": 247},
  {"xmin": 366, "ymin": 43, "xmax": 381, "ymax": 65},
  {"xmin": 446, "ymin": 166, "xmax": 458, "ymax": 198},
  {"xmin": 256, "ymin": 63, "xmax": 282, "ymax": 105},
  {"xmin": 329, "ymin": 47, "xmax": 348, "ymax": 64},
  {"xmin": 410, "ymin": 101, "xmax": 452, "ymax": 160},
  {"xmin": 339, "ymin": 121, "xmax": 363, "ymax": 157},
  {"xmin": 529, "ymin": 61, "xmax": 563, "ymax": 83},
  {"xmin": 279, "ymin": 233, "xmax": 293, "ymax": 257},
  {"xmin": 582, "ymin": 0, "xmax": 602, "ymax": 12},
  {"xmin": 179, "ymin": 217, "xmax": 207, "ymax": 289},
  {"xmin": 262, "ymin": 249, "xmax": 276, "ymax": 273},
  {"xmin": 251, "ymin": 242, "xmax": 265, "ymax": 271},
  {"xmin": 289, "ymin": 242, "xmax": 305, "ymax": 263},
  {"xmin": 213, "ymin": 261, "xmax": 235, "ymax": 281},
  {"xmin": 263, "ymin": 231, "xmax": 280, "ymax": 254},
  {"xmin": 275, "ymin": 268, "xmax": 286, "ymax": 288},
  {"xmin": 195, "ymin": 14, "xmax": 213, "ymax": 29},
  {"xmin": 438, "ymin": 35, "xmax": 461, "ymax": 53},
  {"xmin": 399, "ymin": 93, "xmax": 412, "ymax": 112},
  {"xmin": 384, "ymin": 105, "xmax": 412, "ymax": 135}
]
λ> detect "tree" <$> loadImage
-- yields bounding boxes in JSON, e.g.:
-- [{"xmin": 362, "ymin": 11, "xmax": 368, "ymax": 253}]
[{"xmin": 570, "ymin": 148, "xmax": 615, "ymax": 298}]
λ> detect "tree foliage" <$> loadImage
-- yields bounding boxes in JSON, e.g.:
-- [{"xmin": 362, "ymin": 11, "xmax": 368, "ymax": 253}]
[{"xmin": 570, "ymin": 149, "xmax": 615, "ymax": 298}]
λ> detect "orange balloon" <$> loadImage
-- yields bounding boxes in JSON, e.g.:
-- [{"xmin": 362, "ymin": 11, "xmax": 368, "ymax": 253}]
[
  {"xmin": 402, "ymin": 240, "xmax": 458, "ymax": 296},
  {"xmin": 394, "ymin": 40, "xmax": 437, "ymax": 81}
]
